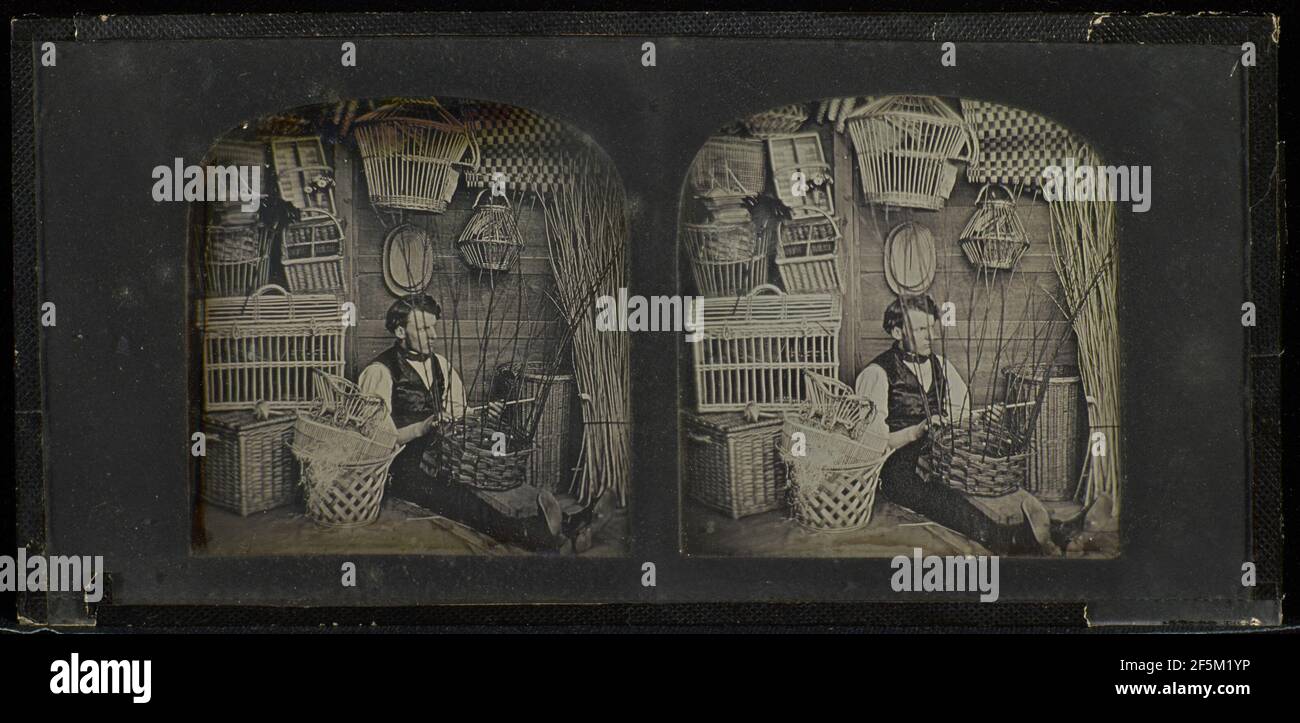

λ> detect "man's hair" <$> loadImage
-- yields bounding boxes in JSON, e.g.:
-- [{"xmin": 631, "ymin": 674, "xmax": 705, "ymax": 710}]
[
  {"xmin": 385, "ymin": 294, "xmax": 443, "ymax": 334},
  {"xmin": 882, "ymin": 294, "xmax": 940, "ymax": 334}
]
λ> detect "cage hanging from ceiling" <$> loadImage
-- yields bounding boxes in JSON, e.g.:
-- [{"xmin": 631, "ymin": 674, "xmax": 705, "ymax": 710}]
[{"xmin": 352, "ymin": 99, "xmax": 481, "ymax": 214}]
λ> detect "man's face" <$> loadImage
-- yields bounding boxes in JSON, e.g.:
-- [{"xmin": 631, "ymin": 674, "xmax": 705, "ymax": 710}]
[
  {"xmin": 399, "ymin": 309, "xmax": 439, "ymax": 354},
  {"xmin": 893, "ymin": 308, "xmax": 936, "ymax": 357}
]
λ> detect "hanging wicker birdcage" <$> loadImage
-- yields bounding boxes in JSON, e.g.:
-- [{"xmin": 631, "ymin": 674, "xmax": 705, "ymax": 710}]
[
  {"xmin": 846, "ymin": 95, "xmax": 978, "ymax": 210},
  {"xmin": 456, "ymin": 190, "xmax": 524, "ymax": 272},
  {"xmin": 353, "ymin": 99, "xmax": 481, "ymax": 214},
  {"xmin": 959, "ymin": 183, "xmax": 1032, "ymax": 270}
]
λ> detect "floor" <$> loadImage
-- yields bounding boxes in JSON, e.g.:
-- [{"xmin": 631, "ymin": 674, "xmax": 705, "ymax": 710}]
[
  {"xmin": 197, "ymin": 496, "xmax": 628, "ymax": 557},
  {"xmin": 683, "ymin": 497, "xmax": 1119, "ymax": 558}
]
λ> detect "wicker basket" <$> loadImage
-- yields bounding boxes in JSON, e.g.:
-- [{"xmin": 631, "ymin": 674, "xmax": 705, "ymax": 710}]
[
  {"xmin": 201, "ymin": 284, "xmax": 345, "ymax": 412},
  {"xmin": 684, "ymin": 411, "xmax": 787, "ymax": 519},
  {"xmin": 271, "ymin": 136, "xmax": 337, "ymax": 216},
  {"xmin": 959, "ymin": 184, "xmax": 1032, "ymax": 271},
  {"xmin": 785, "ymin": 455, "xmax": 890, "ymax": 532},
  {"xmin": 683, "ymin": 221, "xmax": 757, "ymax": 262},
  {"xmin": 846, "ymin": 95, "xmax": 978, "ymax": 210},
  {"xmin": 689, "ymin": 135, "xmax": 767, "ymax": 200},
  {"xmin": 420, "ymin": 415, "xmax": 534, "ymax": 492},
  {"xmin": 767, "ymin": 132, "xmax": 834, "ymax": 219},
  {"xmin": 1004, "ymin": 364, "xmax": 1085, "ymax": 501},
  {"xmin": 493, "ymin": 363, "xmax": 578, "ymax": 494},
  {"xmin": 353, "ymin": 99, "xmax": 480, "ymax": 214},
  {"xmin": 201, "ymin": 410, "xmax": 297, "ymax": 516},
  {"xmin": 281, "ymin": 210, "xmax": 345, "ymax": 293},
  {"xmin": 204, "ymin": 225, "xmax": 270, "ymax": 298},
  {"xmin": 692, "ymin": 286, "xmax": 841, "ymax": 412},
  {"xmin": 743, "ymin": 104, "xmax": 809, "ymax": 138},
  {"xmin": 690, "ymin": 253, "xmax": 769, "ymax": 298},
  {"xmin": 921, "ymin": 421, "xmax": 1027, "ymax": 497},
  {"xmin": 457, "ymin": 190, "xmax": 524, "ymax": 272},
  {"xmin": 293, "ymin": 443, "xmax": 402, "ymax": 528},
  {"xmin": 776, "ymin": 209, "xmax": 843, "ymax": 293}
]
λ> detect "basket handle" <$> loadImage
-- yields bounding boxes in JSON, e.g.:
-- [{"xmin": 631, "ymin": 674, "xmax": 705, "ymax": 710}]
[
  {"xmin": 472, "ymin": 187, "xmax": 510, "ymax": 207},
  {"xmin": 249, "ymin": 283, "xmax": 292, "ymax": 320},
  {"xmin": 747, "ymin": 283, "xmax": 784, "ymax": 298},
  {"xmin": 953, "ymin": 121, "xmax": 980, "ymax": 164},
  {"xmin": 974, "ymin": 183, "xmax": 1014, "ymax": 206}
]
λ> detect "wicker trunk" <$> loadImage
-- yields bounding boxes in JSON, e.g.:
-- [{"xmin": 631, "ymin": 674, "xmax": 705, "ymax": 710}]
[
  {"xmin": 201, "ymin": 411, "xmax": 298, "ymax": 515},
  {"xmin": 684, "ymin": 412, "xmax": 787, "ymax": 519}
]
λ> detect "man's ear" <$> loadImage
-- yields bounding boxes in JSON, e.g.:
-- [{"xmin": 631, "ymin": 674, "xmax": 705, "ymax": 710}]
[
  {"xmin": 888, "ymin": 326, "xmax": 904, "ymax": 342},
  {"xmin": 394, "ymin": 325, "xmax": 407, "ymax": 341}
]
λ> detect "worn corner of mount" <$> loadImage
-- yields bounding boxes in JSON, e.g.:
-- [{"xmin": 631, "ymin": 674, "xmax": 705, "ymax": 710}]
[
  {"xmin": 1084, "ymin": 13, "xmax": 1111, "ymax": 43},
  {"xmin": 1270, "ymin": 15, "xmax": 1280, "ymax": 45}
]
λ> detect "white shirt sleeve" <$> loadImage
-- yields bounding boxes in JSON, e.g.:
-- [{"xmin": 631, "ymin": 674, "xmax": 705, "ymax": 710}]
[
  {"xmin": 357, "ymin": 362, "xmax": 394, "ymax": 414},
  {"xmin": 854, "ymin": 363, "xmax": 892, "ymax": 432},
  {"xmin": 356, "ymin": 362, "xmax": 400, "ymax": 437}
]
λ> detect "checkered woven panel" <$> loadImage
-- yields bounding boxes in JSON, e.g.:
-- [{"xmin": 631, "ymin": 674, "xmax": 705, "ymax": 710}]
[
  {"xmin": 460, "ymin": 102, "xmax": 583, "ymax": 194},
  {"xmin": 962, "ymin": 100, "xmax": 1084, "ymax": 188}
]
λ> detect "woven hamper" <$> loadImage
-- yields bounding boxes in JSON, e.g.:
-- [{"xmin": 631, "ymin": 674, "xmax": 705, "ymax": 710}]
[
  {"xmin": 201, "ymin": 411, "xmax": 298, "ymax": 515},
  {"xmin": 684, "ymin": 412, "xmax": 787, "ymax": 519},
  {"xmin": 1004, "ymin": 364, "xmax": 1086, "ymax": 501}
]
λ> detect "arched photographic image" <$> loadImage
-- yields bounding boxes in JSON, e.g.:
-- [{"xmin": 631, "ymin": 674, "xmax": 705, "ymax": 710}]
[
  {"xmin": 680, "ymin": 96, "xmax": 1120, "ymax": 559},
  {"xmin": 190, "ymin": 97, "xmax": 630, "ymax": 556}
]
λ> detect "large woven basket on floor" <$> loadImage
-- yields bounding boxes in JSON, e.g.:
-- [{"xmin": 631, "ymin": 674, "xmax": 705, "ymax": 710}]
[
  {"xmin": 684, "ymin": 411, "xmax": 786, "ymax": 519},
  {"xmin": 1004, "ymin": 364, "xmax": 1085, "ymax": 501},
  {"xmin": 959, "ymin": 184, "xmax": 1031, "ymax": 271},
  {"xmin": 292, "ymin": 443, "xmax": 402, "ymax": 528},
  {"xmin": 201, "ymin": 410, "xmax": 297, "ymax": 516},
  {"xmin": 786, "ymin": 454, "xmax": 891, "ymax": 533},
  {"xmin": 421, "ymin": 414, "xmax": 534, "ymax": 492},
  {"xmin": 846, "ymin": 95, "xmax": 978, "ymax": 210},
  {"xmin": 353, "ymin": 99, "xmax": 480, "ymax": 214},
  {"xmin": 921, "ymin": 421, "xmax": 1028, "ymax": 497},
  {"xmin": 493, "ymin": 362, "xmax": 578, "ymax": 494}
]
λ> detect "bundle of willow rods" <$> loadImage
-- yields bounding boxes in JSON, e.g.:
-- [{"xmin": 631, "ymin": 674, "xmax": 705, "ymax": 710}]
[
  {"xmin": 1047, "ymin": 145, "xmax": 1121, "ymax": 514},
  {"xmin": 542, "ymin": 157, "xmax": 630, "ymax": 507}
]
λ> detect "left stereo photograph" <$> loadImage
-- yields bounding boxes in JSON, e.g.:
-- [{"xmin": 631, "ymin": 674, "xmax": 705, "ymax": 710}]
[{"xmin": 190, "ymin": 98, "xmax": 631, "ymax": 557}]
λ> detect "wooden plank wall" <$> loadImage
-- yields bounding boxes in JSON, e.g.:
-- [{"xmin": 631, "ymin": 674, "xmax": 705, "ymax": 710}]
[
  {"xmin": 830, "ymin": 127, "xmax": 1078, "ymax": 408},
  {"xmin": 337, "ymin": 147, "xmax": 566, "ymax": 405}
]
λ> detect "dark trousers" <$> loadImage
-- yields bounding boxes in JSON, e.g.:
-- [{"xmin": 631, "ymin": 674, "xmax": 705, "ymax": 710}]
[
  {"xmin": 878, "ymin": 439, "xmax": 928, "ymax": 499},
  {"xmin": 387, "ymin": 443, "xmax": 561, "ymax": 552}
]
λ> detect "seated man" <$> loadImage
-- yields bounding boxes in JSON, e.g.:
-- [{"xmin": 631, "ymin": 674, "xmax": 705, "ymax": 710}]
[
  {"xmin": 357, "ymin": 295, "xmax": 563, "ymax": 548},
  {"xmin": 855, "ymin": 294, "xmax": 971, "ymax": 497}
]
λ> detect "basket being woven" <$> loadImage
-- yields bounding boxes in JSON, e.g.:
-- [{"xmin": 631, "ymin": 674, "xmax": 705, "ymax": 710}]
[
  {"xmin": 421, "ymin": 415, "xmax": 533, "ymax": 492},
  {"xmin": 922, "ymin": 421, "xmax": 1027, "ymax": 497}
]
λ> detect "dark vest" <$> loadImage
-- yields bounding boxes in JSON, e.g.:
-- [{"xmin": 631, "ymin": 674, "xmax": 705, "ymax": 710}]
[
  {"xmin": 868, "ymin": 344, "xmax": 948, "ymax": 432},
  {"xmin": 371, "ymin": 344, "xmax": 446, "ymax": 430}
]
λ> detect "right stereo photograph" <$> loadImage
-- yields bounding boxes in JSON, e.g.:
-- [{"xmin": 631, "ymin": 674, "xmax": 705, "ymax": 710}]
[{"xmin": 680, "ymin": 96, "xmax": 1121, "ymax": 559}]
